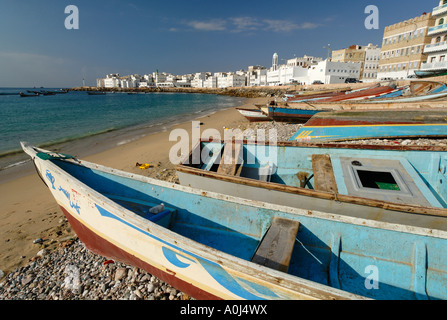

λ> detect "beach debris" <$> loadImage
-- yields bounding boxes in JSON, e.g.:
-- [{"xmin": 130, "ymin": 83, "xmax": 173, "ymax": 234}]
[
  {"xmin": 33, "ymin": 238, "xmax": 44, "ymax": 244},
  {"xmin": 103, "ymin": 259, "xmax": 115, "ymax": 265},
  {"xmin": 149, "ymin": 203, "xmax": 165, "ymax": 214},
  {"xmin": 36, "ymin": 248, "xmax": 50, "ymax": 258},
  {"xmin": 136, "ymin": 162, "xmax": 153, "ymax": 169},
  {"xmin": 63, "ymin": 265, "xmax": 81, "ymax": 292}
]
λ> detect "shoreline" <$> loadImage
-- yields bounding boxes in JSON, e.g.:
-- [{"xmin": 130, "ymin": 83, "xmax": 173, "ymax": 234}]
[
  {"xmin": 0, "ymin": 93, "xmax": 248, "ymax": 183},
  {"xmin": 0, "ymin": 97, "xmax": 268, "ymax": 278}
]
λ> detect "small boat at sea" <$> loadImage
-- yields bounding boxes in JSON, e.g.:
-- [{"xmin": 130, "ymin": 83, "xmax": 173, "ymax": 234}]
[
  {"xmin": 176, "ymin": 139, "xmax": 447, "ymax": 230},
  {"xmin": 87, "ymin": 91, "xmax": 106, "ymax": 95},
  {"xmin": 21, "ymin": 142, "xmax": 447, "ymax": 300},
  {"xmin": 236, "ymin": 108, "xmax": 270, "ymax": 122},
  {"xmin": 19, "ymin": 92, "xmax": 39, "ymax": 97},
  {"xmin": 0, "ymin": 92, "xmax": 18, "ymax": 96},
  {"xmin": 289, "ymin": 109, "xmax": 447, "ymax": 142}
]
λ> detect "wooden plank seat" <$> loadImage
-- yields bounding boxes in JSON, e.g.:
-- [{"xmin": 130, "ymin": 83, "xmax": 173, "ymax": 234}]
[
  {"xmin": 217, "ymin": 141, "xmax": 243, "ymax": 176},
  {"xmin": 312, "ymin": 154, "xmax": 338, "ymax": 193},
  {"xmin": 252, "ymin": 217, "xmax": 300, "ymax": 273}
]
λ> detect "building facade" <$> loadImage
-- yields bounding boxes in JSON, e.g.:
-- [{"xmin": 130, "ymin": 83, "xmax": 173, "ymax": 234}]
[
  {"xmin": 420, "ymin": 0, "xmax": 447, "ymax": 74},
  {"xmin": 308, "ymin": 60, "xmax": 362, "ymax": 84},
  {"xmin": 377, "ymin": 13, "xmax": 435, "ymax": 80},
  {"xmin": 332, "ymin": 44, "xmax": 381, "ymax": 82}
]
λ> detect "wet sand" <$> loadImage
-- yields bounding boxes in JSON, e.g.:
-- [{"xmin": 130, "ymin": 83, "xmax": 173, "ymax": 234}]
[{"xmin": 0, "ymin": 97, "xmax": 269, "ymax": 277}]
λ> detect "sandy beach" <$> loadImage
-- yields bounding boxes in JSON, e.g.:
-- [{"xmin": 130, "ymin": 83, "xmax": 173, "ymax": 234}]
[{"xmin": 0, "ymin": 97, "xmax": 270, "ymax": 278}]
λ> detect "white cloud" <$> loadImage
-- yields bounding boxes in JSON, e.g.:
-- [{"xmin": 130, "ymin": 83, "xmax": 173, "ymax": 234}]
[
  {"xmin": 263, "ymin": 19, "xmax": 320, "ymax": 32},
  {"xmin": 229, "ymin": 17, "xmax": 263, "ymax": 33},
  {"xmin": 178, "ymin": 17, "xmax": 321, "ymax": 33},
  {"xmin": 186, "ymin": 19, "xmax": 227, "ymax": 31}
]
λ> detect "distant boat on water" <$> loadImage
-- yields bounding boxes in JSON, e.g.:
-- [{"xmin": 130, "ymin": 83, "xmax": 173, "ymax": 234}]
[
  {"xmin": 87, "ymin": 91, "xmax": 106, "ymax": 95},
  {"xmin": 19, "ymin": 92, "xmax": 40, "ymax": 97}
]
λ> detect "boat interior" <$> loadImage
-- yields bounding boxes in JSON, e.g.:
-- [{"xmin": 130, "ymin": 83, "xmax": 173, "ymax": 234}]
[
  {"xmin": 182, "ymin": 141, "xmax": 447, "ymax": 209},
  {"xmin": 52, "ymin": 158, "xmax": 447, "ymax": 300}
]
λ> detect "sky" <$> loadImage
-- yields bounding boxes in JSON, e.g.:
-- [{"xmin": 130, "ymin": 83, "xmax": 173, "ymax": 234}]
[{"xmin": 0, "ymin": 0, "xmax": 436, "ymax": 88}]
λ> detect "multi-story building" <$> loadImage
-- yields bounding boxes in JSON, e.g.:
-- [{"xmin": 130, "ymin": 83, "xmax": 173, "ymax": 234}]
[
  {"xmin": 286, "ymin": 55, "xmax": 323, "ymax": 68},
  {"xmin": 332, "ymin": 44, "xmax": 381, "ymax": 82},
  {"xmin": 308, "ymin": 60, "xmax": 362, "ymax": 84},
  {"xmin": 420, "ymin": 0, "xmax": 447, "ymax": 76},
  {"xmin": 377, "ymin": 13, "xmax": 435, "ymax": 80}
]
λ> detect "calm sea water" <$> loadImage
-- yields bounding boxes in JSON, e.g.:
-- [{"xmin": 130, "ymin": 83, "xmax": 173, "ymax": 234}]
[{"xmin": 0, "ymin": 88, "xmax": 245, "ymax": 170}]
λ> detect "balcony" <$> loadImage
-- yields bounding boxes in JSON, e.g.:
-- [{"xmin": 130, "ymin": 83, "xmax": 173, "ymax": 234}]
[
  {"xmin": 421, "ymin": 60, "xmax": 447, "ymax": 70},
  {"xmin": 424, "ymin": 41, "xmax": 447, "ymax": 53},
  {"xmin": 433, "ymin": 3, "xmax": 447, "ymax": 16},
  {"xmin": 428, "ymin": 23, "xmax": 447, "ymax": 36}
]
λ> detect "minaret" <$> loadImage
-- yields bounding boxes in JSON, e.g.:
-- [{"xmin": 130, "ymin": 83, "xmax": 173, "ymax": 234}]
[{"xmin": 272, "ymin": 53, "xmax": 278, "ymax": 71}]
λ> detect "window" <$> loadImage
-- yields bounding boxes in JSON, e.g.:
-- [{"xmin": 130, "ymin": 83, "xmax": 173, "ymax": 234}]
[{"xmin": 440, "ymin": 18, "xmax": 445, "ymax": 26}]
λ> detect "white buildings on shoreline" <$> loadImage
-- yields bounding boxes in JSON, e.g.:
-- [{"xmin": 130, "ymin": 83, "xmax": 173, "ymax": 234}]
[{"xmin": 96, "ymin": 53, "xmax": 363, "ymax": 89}]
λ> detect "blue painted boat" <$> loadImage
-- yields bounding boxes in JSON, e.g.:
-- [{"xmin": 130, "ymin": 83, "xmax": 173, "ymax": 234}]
[
  {"xmin": 290, "ymin": 109, "xmax": 447, "ymax": 142},
  {"xmin": 22, "ymin": 142, "xmax": 447, "ymax": 300},
  {"xmin": 177, "ymin": 139, "xmax": 447, "ymax": 228}
]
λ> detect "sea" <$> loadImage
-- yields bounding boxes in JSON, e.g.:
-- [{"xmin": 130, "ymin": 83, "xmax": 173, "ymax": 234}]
[{"xmin": 0, "ymin": 88, "xmax": 246, "ymax": 179}]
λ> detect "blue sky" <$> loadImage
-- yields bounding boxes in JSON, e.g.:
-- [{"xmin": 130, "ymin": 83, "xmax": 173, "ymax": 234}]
[{"xmin": 0, "ymin": 0, "xmax": 434, "ymax": 87}]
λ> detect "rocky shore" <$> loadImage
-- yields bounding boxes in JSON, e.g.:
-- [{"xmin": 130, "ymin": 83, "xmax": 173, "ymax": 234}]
[
  {"xmin": 70, "ymin": 85, "xmax": 299, "ymax": 99},
  {"xmin": 0, "ymin": 236, "xmax": 190, "ymax": 301}
]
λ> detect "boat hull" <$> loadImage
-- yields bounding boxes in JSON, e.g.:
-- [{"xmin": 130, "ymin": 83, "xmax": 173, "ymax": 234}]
[
  {"xmin": 236, "ymin": 108, "xmax": 270, "ymax": 122},
  {"xmin": 267, "ymin": 106, "xmax": 322, "ymax": 123},
  {"xmin": 290, "ymin": 110, "xmax": 447, "ymax": 142},
  {"xmin": 59, "ymin": 205, "xmax": 219, "ymax": 299}
]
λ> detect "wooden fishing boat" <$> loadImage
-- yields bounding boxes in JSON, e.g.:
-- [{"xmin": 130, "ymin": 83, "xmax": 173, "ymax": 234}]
[
  {"xmin": 236, "ymin": 108, "xmax": 270, "ymax": 122},
  {"xmin": 176, "ymin": 139, "xmax": 447, "ymax": 230},
  {"xmin": 285, "ymin": 90, "xmax": 350, "ymax": 103},
  {"xmin": 21, "ymin": 142, "xmax": 447, "ymax": 300},
  {"xmin": 410, "ymin": 81, "xmax": 447, "ymax": 95},
  {"xmin": 298, "ymin": 86, "xmax": 397, "ymax": 103},
  {"xmin": 290, "ymin": 109, "xmax": 447, "ymax": 142},
  {"xmin": 266, "ymin": 90, "xmax": 447, "ymax": 123}
]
